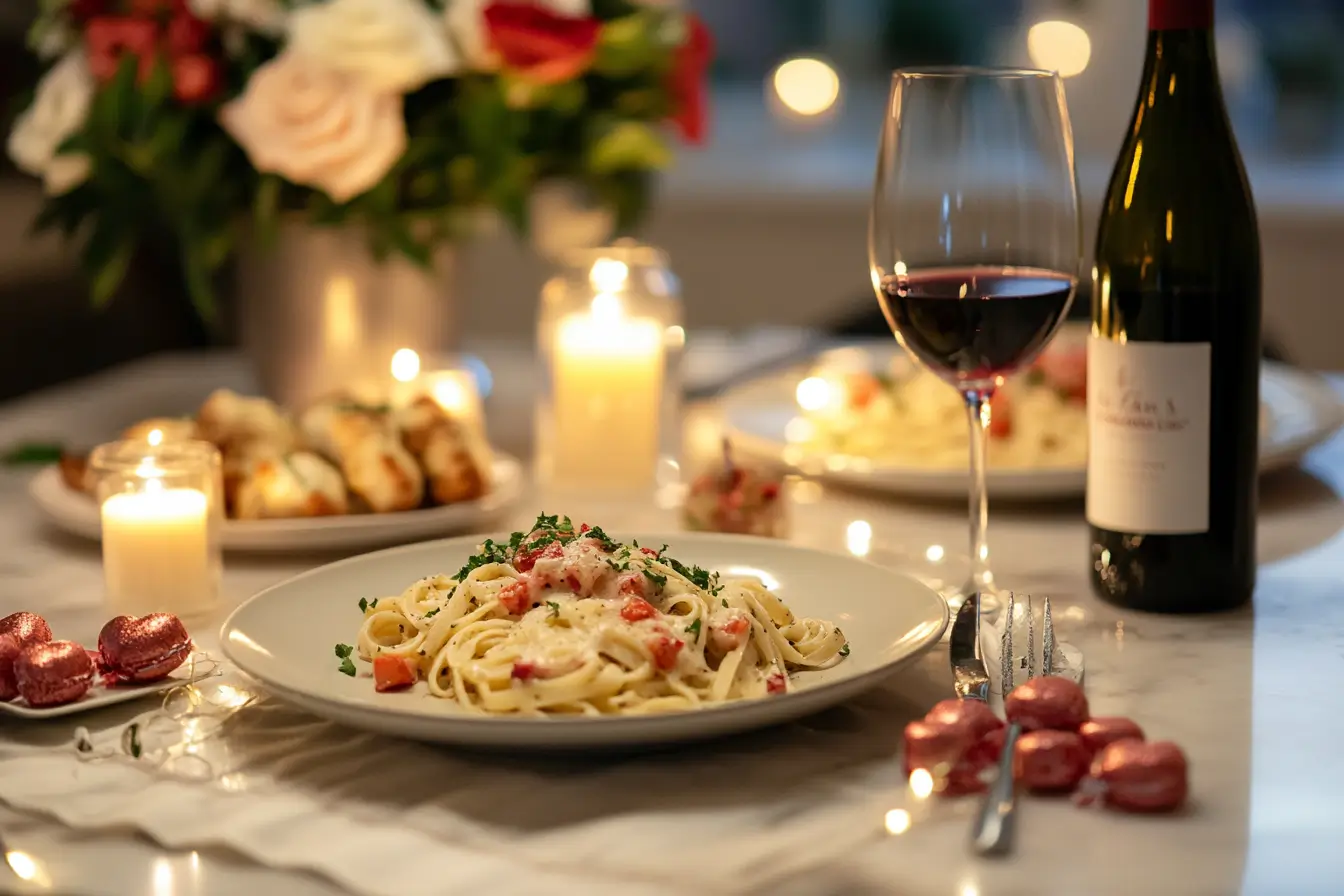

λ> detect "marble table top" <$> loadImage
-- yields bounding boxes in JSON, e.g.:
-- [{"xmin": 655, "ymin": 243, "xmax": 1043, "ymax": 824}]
[{"xmin": 0, "ymin": 346, "xmax": 1342, "ymax": 896}]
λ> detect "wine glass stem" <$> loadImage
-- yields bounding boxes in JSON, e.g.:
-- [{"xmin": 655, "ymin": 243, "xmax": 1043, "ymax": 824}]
[{"xmin": 964, "ymin": 388, "xmax": 995, "ymax": 600}]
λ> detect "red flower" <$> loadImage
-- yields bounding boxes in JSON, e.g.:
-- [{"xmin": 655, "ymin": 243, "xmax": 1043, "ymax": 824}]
[
  {"xmin": 85, "ymin": 16, "xmax": 160, "ymax": 83},
  {"xmin": 68, "ymin": 0, "xmax": 110, "ymax": 22},
  {"xmin": 128, "ymin": 0, "xmax": 188, "ymax": 16},
  {"xmin": 172, "ymin": 54, "xmax": 221, "ymax": 105},
  {"xmin": 669, "ymin": 14, "xmax": 715, "ymax": 144},
  {"xmin": 483, "ymin": 2, "xmax": 600, "ymax": 85},
  {"xmin": 668, "ymin": 15, "xmax": 713, "ymax": 145},
  {"xmin": 166, "ymin": 12, "xmax": 212, "ymax": 57}
]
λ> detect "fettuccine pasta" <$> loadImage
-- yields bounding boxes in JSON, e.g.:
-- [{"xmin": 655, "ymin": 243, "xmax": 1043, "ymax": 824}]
[{"xmin": 334, "ymin": 515, "xmax": 849, "ymax": 715}]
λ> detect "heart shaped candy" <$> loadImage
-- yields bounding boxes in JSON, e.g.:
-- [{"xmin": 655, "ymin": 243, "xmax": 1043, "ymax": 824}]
[{"xmin": 97, "ymin": 613, "xmax": 193, "ymax": 683}]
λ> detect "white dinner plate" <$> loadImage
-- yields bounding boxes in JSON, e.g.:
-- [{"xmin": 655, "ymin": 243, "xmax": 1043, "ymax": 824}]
[
  {"xmin": 28, "ymin": 455, "xmax": 524, "ymax": 553},
  {"xmin": 0, "ymin": 653, "xmax": 218, "ymax": 719},
  {"xmin": 220, "ymin": 532, "xmax": 949, "ymax": 749},
  {"xmin": 720, "ymin": 339, "xmax": 1344, "ymax": 501}
]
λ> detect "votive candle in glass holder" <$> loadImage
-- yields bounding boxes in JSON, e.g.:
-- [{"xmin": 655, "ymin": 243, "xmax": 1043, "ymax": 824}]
[
  {"xmin": 536, "ymin": 242, "xmax": 684, "ymax": 493},
  {"xmin": 90, "ymin": 439, "xmax": 223, "ymax": 620}
]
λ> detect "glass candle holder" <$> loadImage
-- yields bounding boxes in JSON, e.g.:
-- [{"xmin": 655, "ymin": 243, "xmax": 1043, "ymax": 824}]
[
  {"xmin": 90, "ymin": 440, "xmax": 224, "ymax": 621},
  {"xmin": 536, "ymin": 242, "xmax": 684, "ymax": 493},
  {"xmin": 390, "ymin": 353, "xmax": 490, "ymax": 436}
]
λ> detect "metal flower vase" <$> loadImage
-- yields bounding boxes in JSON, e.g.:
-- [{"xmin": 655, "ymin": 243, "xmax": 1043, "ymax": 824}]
[{"xmin": 237, "ymin": 222, "xmax": 459, "ymax": 409}]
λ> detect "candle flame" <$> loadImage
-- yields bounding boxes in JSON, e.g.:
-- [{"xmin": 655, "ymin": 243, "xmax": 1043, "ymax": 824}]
[
  {"xmin": 589, "ymin": 258, "xmax": 629, "ymax": 293},
  {"xmin": 147, "ymin": 428, "xmax": 164, "ymax": 447},
  {"xmin": 391, "ymin": 348, "xmax": 421, "ymax": 383},
  {"xmin": 590, "ymin": 292, "xmax": 623, "ymax": 324}
]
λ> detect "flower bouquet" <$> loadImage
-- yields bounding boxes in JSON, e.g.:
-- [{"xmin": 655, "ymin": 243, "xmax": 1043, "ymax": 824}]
[{"xmin": 10, "ymin": 0, "xmax": 712, "ymax": 321}]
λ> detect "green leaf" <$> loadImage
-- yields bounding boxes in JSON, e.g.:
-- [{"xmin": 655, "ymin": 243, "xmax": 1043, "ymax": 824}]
[
  {"xmin": 386, "ymin": 220, "xmax": 433, "ymax": 268},
  {"xmin": 82, "ymin": 221, "xmax": 135, "ymax": 308},
  {"xmin": 587, "ymin": 122, "xmax": 672, "ymax": 174},
  {"xmin": 1, "ymin": 441, "xmax": 64, "ymax": 467},
  {"xmin": 180, "ymin": 242, "xmax": 218, "ymax": 325},
  {"xmin": 139, "ymin": 57, "xmax": 174, "ymax": 121},
  {"xmin": 594, "ymin": 14, "xmax": 657, "ymax": 77},
  {"xmin": 253, "ymin": 175, "xmax": 282, "ymax": 247}
]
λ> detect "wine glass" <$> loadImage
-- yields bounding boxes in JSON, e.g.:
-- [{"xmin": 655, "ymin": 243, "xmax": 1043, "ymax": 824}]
[{"xmin": 869, "ymin": 68, "xmax": 1082, "ymax": 607}]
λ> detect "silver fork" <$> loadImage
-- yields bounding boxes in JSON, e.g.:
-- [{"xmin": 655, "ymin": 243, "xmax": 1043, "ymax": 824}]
[{"xmin": 949, "ymin": 592, "xmax": 1055, "ymax": 856}]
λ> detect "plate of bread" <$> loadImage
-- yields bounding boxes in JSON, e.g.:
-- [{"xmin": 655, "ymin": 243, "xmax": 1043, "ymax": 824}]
[{"xmin": 30, "ymin": 389, "xmax": 522, "ymax": 552}]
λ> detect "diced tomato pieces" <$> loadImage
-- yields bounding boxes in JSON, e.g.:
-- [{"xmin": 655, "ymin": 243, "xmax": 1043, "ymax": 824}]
[
  {"xmin": 847, "ymin": 372, "xmax": 881, "ymax": 410},
  {"xmin": 988, "ymin": 390, "xmax": 1012, "ymax": 439},
  {"xmin": 621, "ymin": 596, "xmax": 658, "ymax": 622},
  {"xmin": 1035, "ymin": 346, "xmax": 1087, "ymax": 403},
  {"xmin": 710, "ymin": 614, "xmax": 750, "ymax": 652},
  {"xmin": 639, "ymin": 546, "xmax": 659, "ymax": 556},
  {"xmin": 498, "ymin": 581, "xmax": 531, "ymax": 615},
  {"xmin": 511, "ymin": 661, "xmax": 538, "ymax": 681},
  {"xmin": 766, "ymin": 672, "xmax": 788, "ymax": 695},
  {"xmin": 618, "ymin": 574, "xmax": 646, "ymax": 598},
  {"xmin": 647, "ymin": 635, "xmax": 684, "ymax": 671},
  {"xmin": 565, "ymin": 572, "xmax": 582, "ymax": 592},
  {"xmin": 373, "ymin": 655, "xmax": 417, "ymax": 692},
  {"xmin": 760, "ymin": 482, "xmax": 780, "ymax": 502},
  {"xmin": 515, "ymin": 539, "xmax": 563, "ymax": 573},
  {"xmin": 578, "ymin": 523, "xmax": 591, "ymax": 534}
]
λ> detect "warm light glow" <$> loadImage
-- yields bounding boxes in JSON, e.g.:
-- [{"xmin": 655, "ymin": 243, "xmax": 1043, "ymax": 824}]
[
  {"xmin": 894, "ymin": 261, "xmax": 908, "ymax": 277},
  {"xmin": 152, "ymin": 857, "xmax": 174, "ymax": 896},
  {"xmin": 795, "ymin": 376, "xmax": 837, "ymax": 412},
  {"xmin": 432, "ymin": 377, "xmax": 469, "ymax": 415},
  {"xmin": 665, "ymin": 324, "xmax": 686, "ymax": 348},
  {"xmin": 846, "ymin": 520, "xmax": 873, "ymax": 557},
  {"xmin": 6, "ymin": 851, "xmax": 49, "ymax": 887},
  {"xmin": 925, "ymin": 544, "xmax": 945, "ymax": 563},
  {"xmin": 884, "ymin": 808, "xmax": 912, "ymax": 835},
  {"xmin": 909, "ymin": 768, "xmax": 935, "ymax": 799},
  {"xmin": 213, "ymin": 684, "xmax": 254, "ymax": 709},
  {"xmin": 390, "ymin": 348, "xmax": 421, "ymax": 383},
  {"xmin": 771, "ymin": 57, "xmax": 840, "ymax": 116},
  {"xmin": 960, "ymin": 881, "xmax": 981, "ymax": 896},
  {"xmin": 147, "ymin": 428, "xmax": 164, "ymax": 447},
  {"xmin": 1027, "ymin": 20, "xmax": 1092, "ymax": 78},
  {"xmin": 589, "ymin": 292, "xmax": 623, "ymax": 324},
  {"xmin": 783, "ymin": 417, "xmax": 815, "ymax": 445},
  {"xmin": 589, "ymin": 258, "xmax": 629, "ymax": 293}
]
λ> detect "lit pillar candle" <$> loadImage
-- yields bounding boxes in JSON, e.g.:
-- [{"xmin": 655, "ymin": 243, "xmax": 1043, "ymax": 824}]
[
  {"xmin": 102, "ymin": 482, "xmax": 215, "ymax": 617},
  {"xmin": 91, "ymin": 441, "xmax": 222, "ymax": 620},
  {"xmin": 551, "ymin": 294, "xmax": 665, "ymax": 488}
]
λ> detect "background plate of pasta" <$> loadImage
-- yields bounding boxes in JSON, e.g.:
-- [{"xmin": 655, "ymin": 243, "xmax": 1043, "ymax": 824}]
[
  {"xmin": 221, "ymin": 517, "xmax": 949, "ymax": 748},
  {"xmin": 720, "ymin": 325, "xmax": 1344, "ymax": 501}
]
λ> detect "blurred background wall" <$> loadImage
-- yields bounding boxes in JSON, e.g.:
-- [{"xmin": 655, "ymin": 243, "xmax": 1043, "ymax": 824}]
[{"xmin": 2, "ymin": 0, "xmax": 1343, "ymax": 399}]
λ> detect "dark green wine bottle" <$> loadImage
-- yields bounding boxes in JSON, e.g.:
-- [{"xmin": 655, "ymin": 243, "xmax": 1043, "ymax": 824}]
[{"xmin": 1087, "ymin": 0, "xmax": 1261, "ymax": 613}]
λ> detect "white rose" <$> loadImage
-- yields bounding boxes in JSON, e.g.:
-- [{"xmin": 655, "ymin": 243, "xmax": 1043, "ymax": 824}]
[
  {"xmin": 290, "ymin": 0, "xmax": 458, "ymax": 93},
  {"xmin": 188, "ymin": 0, "xmax": 286, "ymax": 35},
  {"xmin": 529, "ymin": 181, "xmax": 615, "ymax": 261},
  {"xmin": 7, "ymin": 50, "xmax": 93, "ymax": 196},
  {"xmin": 446, "ymin": 0, "xmax": 592, "ymax": 71},
  {"xmin": 219, "ymin": 51, "xmax": 407, "ymax": 203}
]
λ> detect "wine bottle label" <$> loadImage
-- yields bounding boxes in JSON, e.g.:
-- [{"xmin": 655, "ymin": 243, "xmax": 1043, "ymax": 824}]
[{"xmin": 1086, "ymin": 336, "xmax": 1211, "ymax": 534}]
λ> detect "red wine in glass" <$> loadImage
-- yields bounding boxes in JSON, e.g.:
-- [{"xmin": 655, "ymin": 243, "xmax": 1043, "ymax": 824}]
[{"xmin": 878, "ymin": 266, "xmax": 1076, "ymax": 385}]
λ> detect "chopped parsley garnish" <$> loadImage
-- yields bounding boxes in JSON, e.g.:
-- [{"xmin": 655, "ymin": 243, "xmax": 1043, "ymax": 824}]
[
  {"xmin": 722, "ymin": 599, "xmax": 729, "ymax": 608},
  {"xmin": 643, "ymin": 569, "xmax": 668, "ymax": 589},
  {"xmin": 685, "ymin": 618, "xmax": 702, "ymax": 639},
  {"xmin": 358, "ymin": 598, "xmax": 368, "ymax": 613},
  {"xmin": 547, "ymin": 601, "xmax": 561, "ymax": 619},
  {"xmin": 455, "ymin": 536, "xmax": 513, "ymax": 581},
  {"xmin": 605, "ymin": 558, "xmax": 631, "ymax": 572},
  {"xmin": 839, "ymin": 644, "xmax": 851, "ymax": 657},
  {"xmin": 583, "ymin": 525, "xmax": 618, "ymax": 551},
  {"xmin": 424, "ymin": 608, "xmax": 440, "ymax": 619},
  {"xmin": 334, "ymin": 643, "xmax": 357, "ymax": 676}
]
